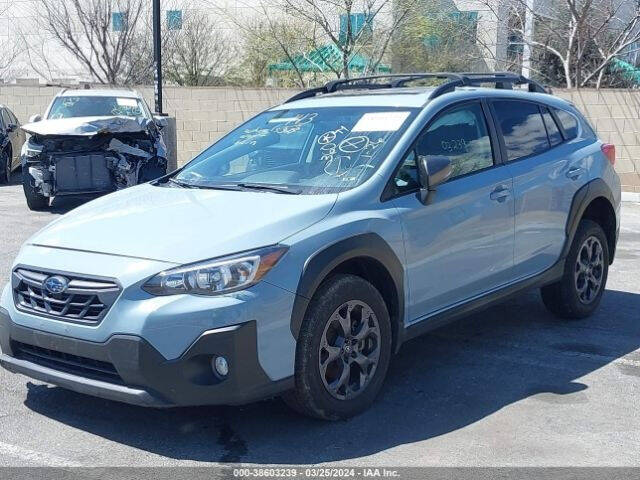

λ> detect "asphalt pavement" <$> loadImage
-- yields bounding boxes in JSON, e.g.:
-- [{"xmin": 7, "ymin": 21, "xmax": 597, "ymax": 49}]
[{"xmin": 0, "ymin": 173, "xmax": 639, "ymax": 467}]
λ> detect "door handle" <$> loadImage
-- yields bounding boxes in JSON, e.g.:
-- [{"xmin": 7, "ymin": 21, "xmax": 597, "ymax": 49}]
[
  {"xmin": 566, "ymin": 166, "xmax": 585, "ymax": 180},
  {"xmin": 490, "ymin": 185, "xmax": 511, "ymax": 202}
]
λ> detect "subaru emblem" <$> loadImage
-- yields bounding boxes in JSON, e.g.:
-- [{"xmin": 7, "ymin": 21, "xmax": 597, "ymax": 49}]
[{"xmin": 43, "ymin": 275, "xmax": 69, "ymax": 294}]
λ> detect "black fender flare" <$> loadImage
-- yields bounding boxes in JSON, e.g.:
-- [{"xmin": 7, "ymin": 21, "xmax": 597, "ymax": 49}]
[
  {"xmin": 562, "ymin": 178, "xmax": 617, "ymax": 261},
  {"xmin": 290, "ymin": 233, "xmax": 405, "ymax": 350}
]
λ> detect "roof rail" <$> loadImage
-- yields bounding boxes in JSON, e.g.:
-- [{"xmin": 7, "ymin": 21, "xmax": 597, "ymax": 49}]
[
  {"xmin": 283, "ymin": 71, "xmax": 550, "ymax": 103},
  {"xmin": 284, "ymin": 73, "xmax": 464, "ymax": 103},
  {"xmin": 429, "ymin": 72, "xmax": 549, "ymax": 98}
]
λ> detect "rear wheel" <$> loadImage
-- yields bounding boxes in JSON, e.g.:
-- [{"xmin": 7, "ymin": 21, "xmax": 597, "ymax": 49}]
[
  {"xmin": 283, "ymin": 274, "xmax": 392, "ymax": 420},
  {"xmin": 22, "ymin": 169, "xmax": 49, "ymax": 210},
  {"xmin": 541, "ymin": 219, "xmax": 609, "ymax": 319}
]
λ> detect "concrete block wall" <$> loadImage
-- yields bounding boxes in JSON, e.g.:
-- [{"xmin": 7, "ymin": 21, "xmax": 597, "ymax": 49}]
[
  {"xmin": 554, "ymin": 89, "xmax": 640, "ymax": 193},
  {"xmin": 0, "ymin": 85, "xmax": 60, "ymax": 124},
  {"xmin": 0, "ymin": 84, "xmax": 638, "ymax": 191},
  {"xmin": 135, "ymin": 86, "xmax": 299, "ymax": 167},
  {"xmin": 0, "ymin": 85, "xmax": 298, "ymax": 170}
]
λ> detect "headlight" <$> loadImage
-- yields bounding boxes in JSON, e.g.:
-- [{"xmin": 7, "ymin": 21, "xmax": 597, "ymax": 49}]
[
  {"xmin": 21, "ymin": 141, "xmax": 43, "ymax": 158},
  {"xmin": 142, "ymin": 245, "xmax": 288, "ymax": 296}
]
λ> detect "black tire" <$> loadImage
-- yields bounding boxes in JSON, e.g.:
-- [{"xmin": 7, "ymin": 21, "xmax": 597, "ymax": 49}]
[
  {"xmin": 0, "ymin": 148, "xmax": 10, "ymax": 184},
  {"xmin": 22, "ymin": 170, "xmax": 49, "ymax": 210},
  {"xmin": 283, "ymin": 274, "xmax": 392, "ymax": 420},
  {"xmin": 541, "ymin": 219, "xmax": 609, "ymax": 319}
]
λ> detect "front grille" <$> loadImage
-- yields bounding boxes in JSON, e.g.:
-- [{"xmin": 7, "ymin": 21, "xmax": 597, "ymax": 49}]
[
  {"xmin": 12, "ymin": 268, "xmax": 120, "ymax": 325},
  {"xmin": 53, "ymin": 153, "xmax": 115, "ymax": 193},
  {"xmin": 11, "ymin": 340, "xmax": 123, "ymax": 385}
]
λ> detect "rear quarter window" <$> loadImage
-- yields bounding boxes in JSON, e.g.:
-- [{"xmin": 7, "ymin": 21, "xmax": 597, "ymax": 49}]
[
  {"xmin": 554, "ymin": 108, "xmax": 579, "ymax": 140},
  {"xmin": 541, "ymin": 107, "xmax": 563, "ymax": 147}
]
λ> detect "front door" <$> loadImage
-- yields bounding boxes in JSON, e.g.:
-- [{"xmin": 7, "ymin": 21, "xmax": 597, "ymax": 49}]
[{"xmin": 391, "ymin": 100, "xmax": 515, "ymax": 322}]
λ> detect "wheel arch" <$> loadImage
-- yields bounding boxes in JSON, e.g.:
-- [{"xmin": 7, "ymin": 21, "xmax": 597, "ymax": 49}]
[
  {"xmin": 290, "ymin": 233, "xmax": 405, "ymax": 353},
  {"xmin": 564, "ymin": 178, "xmax": 618, "ymax": 264}
]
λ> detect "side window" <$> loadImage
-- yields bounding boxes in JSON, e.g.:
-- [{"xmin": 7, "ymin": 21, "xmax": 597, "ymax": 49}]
[
  {"xmin": 0, "ymin": 109, "xmax": 5, "ymax": 129},
  {"xmin": 554, "ymin": 108, "xmax": 579, "ymax": 140},
  {"xmin": 493, "ymin": 100, "xmax": 550, "ymax": 161},
  {"xmin": 391, "ymin": 102, "xmax": 494, "ymax": 195},
  {"xmin": 418, "ymin": 102, "xmax": 494, "ymax": 179},
  {"xmin": 541, "ymin": 107, "xmax": 563, "ymax": 146},
  {"xmin": 392, "ymin": 150, "xmax": 420, "ymax": 194}
]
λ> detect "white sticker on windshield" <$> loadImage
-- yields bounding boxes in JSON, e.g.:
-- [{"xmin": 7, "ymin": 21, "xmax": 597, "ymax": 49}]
[
  {"xmin": 116, "ymin": 98, "xmax": 138, "ymax": 107},
  {"xmin": 352, "ymin": 112, "xmax": 410, "ymax": 132},
  {"xmin": 268, "ymin": 117, "xmax": 300, "ymax": 123}
]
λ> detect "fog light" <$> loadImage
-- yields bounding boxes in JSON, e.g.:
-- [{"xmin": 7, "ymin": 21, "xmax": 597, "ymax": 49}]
[{"xmin": 213, "ymin": 356, "xmax": 229, "ymax": 377}]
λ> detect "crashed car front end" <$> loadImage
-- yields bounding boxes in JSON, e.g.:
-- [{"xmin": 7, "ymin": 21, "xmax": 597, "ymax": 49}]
[{"xmin": 21, "ymin": 116, "xmax": 167, "ymax": 197}]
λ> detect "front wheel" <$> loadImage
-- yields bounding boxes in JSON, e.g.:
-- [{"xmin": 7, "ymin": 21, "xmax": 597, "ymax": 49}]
[
  {"xmin": 283, "ymin": 274, "xmax": 392, "ymax": 420},
  {"xmin": 541, "ymin": 219, "xmax": 609, "ymax": 319},
  {"xmin": 22, "ymin": 169, "xmax": 49, "ymax": 210}
]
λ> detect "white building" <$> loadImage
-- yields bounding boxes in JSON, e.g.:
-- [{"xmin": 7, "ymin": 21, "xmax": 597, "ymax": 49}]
[
  {"xmin": 0, "ymin": 0, "xmax": 254, "ymax": 84},
  {"xmin": 0, "ymin": 0, "xmax": 637, "ymax": 84}
]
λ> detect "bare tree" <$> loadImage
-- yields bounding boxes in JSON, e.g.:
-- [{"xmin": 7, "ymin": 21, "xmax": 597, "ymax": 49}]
[
  {"xmin": 279, "ymin": 0, "xmax": 419, "ymax": 79},
  {"xmin": 484, "ymin": 0, "xmax": 640, "ymax": 88},
  {"xmin": 0, "ymin": 39, "xmax": 22, "ymax": 83},
  {"xmin": 215, "ymin": 2, "xmax": 312, "ymax": 87},
  {"xmin": 391, "ymin": 0, "xmax": 489, "ymax": 73},
  {"xmin": 119, "ymin": 0, "xmax": 188, "ymax": 86},
  {"xmin": 215, "ymin": 0, "xmax": 419, "ymax": 84},
  {"xmin": 0, "ymin": 5, "xmax": 23, "ymax": 82},
  {"xmin": 163, "ymin": 14, "xmax": 237, "ymax": 86},
  {"xmin": 37, "ymin": 0, "xmax": 144, "ymax": 85}
]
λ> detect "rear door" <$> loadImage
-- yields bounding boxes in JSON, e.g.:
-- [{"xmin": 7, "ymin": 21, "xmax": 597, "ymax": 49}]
[
  {"xmin": 490, "ymin": 99, "xmax": 586, "ymax": 278},
  {"xmin": 391, "ymin": 100, "xmax": 515, "ymax": 322}
]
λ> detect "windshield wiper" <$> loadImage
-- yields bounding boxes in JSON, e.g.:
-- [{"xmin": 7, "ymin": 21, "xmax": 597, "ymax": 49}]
[
  {"xmin": 168, "ymin": 178, "xmax": 243, "ymax": 191},
  {"xmin": 168, "ymin": 178, "xmax": 198, "ymax": 188},
  {"xmin": 169, "ymin": 178, "xmax": 299, "ymax": 194},
  {"xmin": 235, "ymin": 183, "xmax": 301, "ymax": 195}
]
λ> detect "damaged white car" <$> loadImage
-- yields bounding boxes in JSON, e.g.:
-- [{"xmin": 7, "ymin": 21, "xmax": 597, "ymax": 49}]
[{"xmin": 20, "ymin": 89, "xmax": 168, "ymax": 210}]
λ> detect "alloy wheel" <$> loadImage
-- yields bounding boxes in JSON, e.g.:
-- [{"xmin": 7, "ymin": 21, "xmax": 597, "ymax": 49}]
[
  {"xmin": 574, "ymin": 235, "xmax": 604, "ymax": 304},
  {"xmin": 318, "ymin": 300, "xmax": 381, "ymax": 400}
]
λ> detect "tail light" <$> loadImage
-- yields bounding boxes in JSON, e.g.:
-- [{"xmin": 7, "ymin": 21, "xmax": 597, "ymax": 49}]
[{"xmin": 601, "ymin": 144, "xmax": 615, "ymax": 165}]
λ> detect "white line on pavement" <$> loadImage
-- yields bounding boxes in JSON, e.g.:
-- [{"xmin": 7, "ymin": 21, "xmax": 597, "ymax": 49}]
[{"xmin": 0, "ymin": 440, "xmax": 82, "ymax": 467}]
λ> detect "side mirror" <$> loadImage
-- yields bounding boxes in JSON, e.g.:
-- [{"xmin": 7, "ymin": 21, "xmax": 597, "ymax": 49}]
[
  {"xmin": 153, "ymin": 115, "xmax": 168, "ymax": 129},
  {"xmin": 29, "ymin": 114, "xmax": 42, "ymax": 123},
  {"xmin": 6, "ymin": 123, "xmax": 16, "ymax": 132},
  {"xmin": 418, "ymin": 155, "xmax": 452, "ymax": 204}
]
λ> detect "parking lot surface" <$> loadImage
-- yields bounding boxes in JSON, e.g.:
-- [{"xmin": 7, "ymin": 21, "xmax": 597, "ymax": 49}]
[{"xmin": 0, "ymin": 176, "xmax": 639, "ymax": 467}]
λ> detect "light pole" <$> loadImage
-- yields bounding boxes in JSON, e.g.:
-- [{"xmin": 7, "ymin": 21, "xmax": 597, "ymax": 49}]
[
  {"xmin": 521, "ymin": 0, "xmax": 534, "ymax": 79},
  {"xmin": 152, "ymin": 0, "xmax": 163, "ymax": 114}
]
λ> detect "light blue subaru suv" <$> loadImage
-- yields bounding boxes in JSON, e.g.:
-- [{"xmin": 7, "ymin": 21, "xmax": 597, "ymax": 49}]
[{"xmin": 0, "ymin": 73, "xmax": 621, "ymax": 419}]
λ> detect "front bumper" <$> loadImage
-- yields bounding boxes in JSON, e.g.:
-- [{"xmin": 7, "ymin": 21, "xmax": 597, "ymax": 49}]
[{"xmin": 0, "ymin": 308, "xmax": 292, "ymax": 407}]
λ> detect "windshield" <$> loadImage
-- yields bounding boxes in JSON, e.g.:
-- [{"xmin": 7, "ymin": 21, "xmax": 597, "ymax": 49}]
[
  {"xmin": 47, "ymin": 96, "xmax": 149, "ymax": 119},
  {"xmin": 174, "ymin": 107, "xmax": 418, "ymax": 194}
]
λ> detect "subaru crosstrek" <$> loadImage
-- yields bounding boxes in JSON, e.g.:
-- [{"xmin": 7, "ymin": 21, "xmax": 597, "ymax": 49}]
[{"xmin": 0, "ymin": 73, "xmax": 621, "ymax": 420}]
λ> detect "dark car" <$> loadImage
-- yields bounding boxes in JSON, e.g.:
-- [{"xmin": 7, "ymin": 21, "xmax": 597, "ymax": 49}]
[{"xmin": 0, "ymin": 105, "xmax": 26, "ymax": 183}]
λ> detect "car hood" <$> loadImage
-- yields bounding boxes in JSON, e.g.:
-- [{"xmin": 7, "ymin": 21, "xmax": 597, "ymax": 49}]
[
  {"xmin": 27, "ymin": 183, "xmax": 337, "ymax": 264},
  {"xmin": 21, "ymin": 116, "xmax": 153, "ymax": 137}
]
